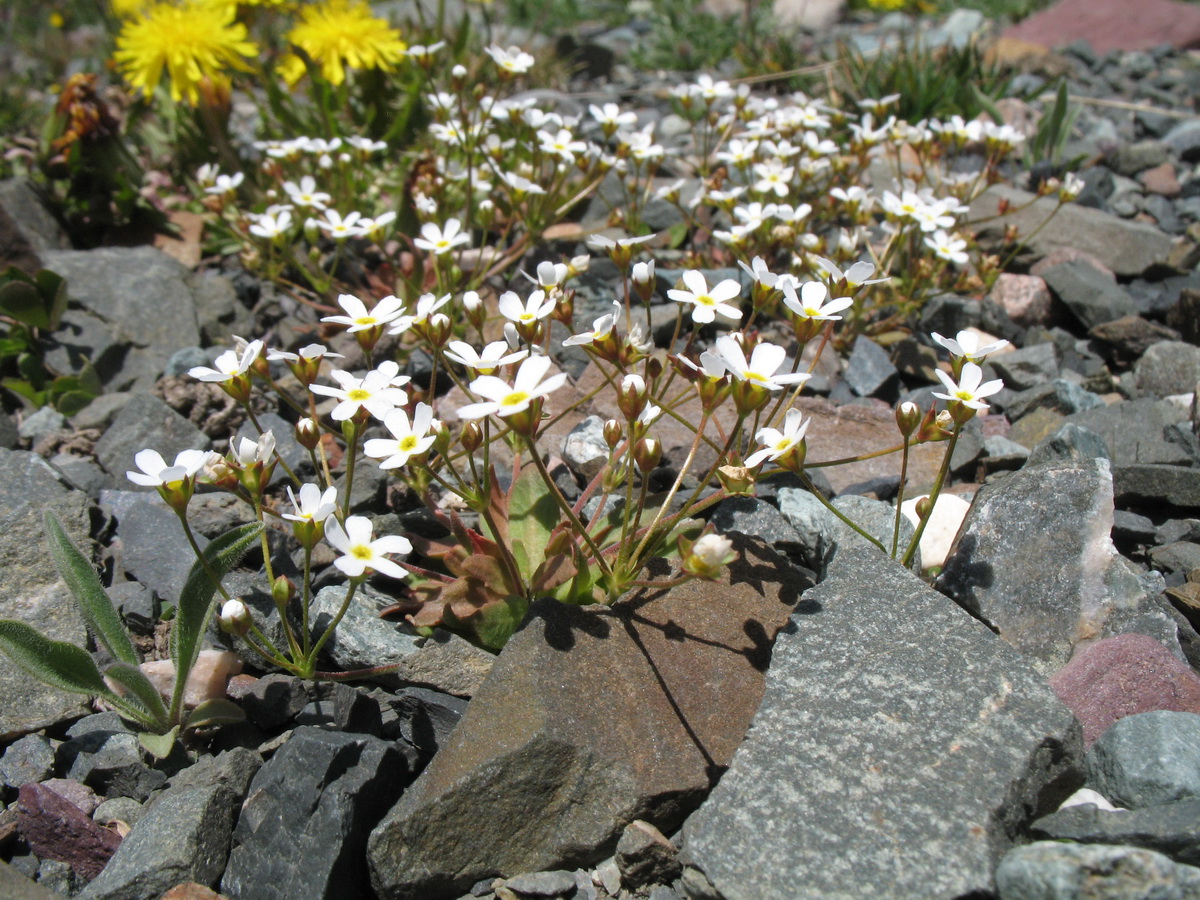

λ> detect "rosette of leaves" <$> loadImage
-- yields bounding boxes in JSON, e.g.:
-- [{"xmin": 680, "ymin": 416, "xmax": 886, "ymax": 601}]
[{"xmin": 0, "ymin": 513, "xmax": 262, "ymax": 758}]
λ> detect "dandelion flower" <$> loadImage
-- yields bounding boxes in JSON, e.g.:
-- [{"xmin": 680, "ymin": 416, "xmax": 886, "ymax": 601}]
[
  {"xmin": 285, "ymin": 0, "xmax": 407, "ymax": 87},
  {"xmin": 114, "ymin": 0, "xmax": 257, "ymax": 105}
]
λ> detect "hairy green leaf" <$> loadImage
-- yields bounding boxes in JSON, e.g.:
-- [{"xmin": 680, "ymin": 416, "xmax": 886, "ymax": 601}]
[
  {"xmin": 0, "ymin": 619, "xmax": 113, "ymax": 697},
  {"xmin": 44, "ymin": 511, "xmax": 139, "ymax": 666},
  {"xmin": 138, "ymin": 727, "xmax": 179, "ymax": 760},
  {"xmin": 171, "ymin": 522, "xmax": 262, "ymax": 716},
  {"xmin": 104, "ymin": 662, "xmax": 169, "ymax": 728},
  {"xmin": 507, "ymin": 465, "xmax": 559, "ymax": 582},
  {"xmin": 185, "ymin": 698, "xmax": 246, "ymax": 730}
]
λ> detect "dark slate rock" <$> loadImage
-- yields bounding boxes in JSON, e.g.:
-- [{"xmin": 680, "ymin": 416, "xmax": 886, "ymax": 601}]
[
  {"xmin": 775, "ymin": 487, "xmax": 837, "ymax": 574},
  {"xmin": 65, "ymin": 730, "xmax": 166, "ymax": 802},
  {"xmin": 1135, "ymin": 340, "xmax": 1200, "ymax": 399},
  {"xmin": 106, "ymin": 582, "xmax": 158, "ymax": 635},
  {"xmin": 1049, "ymin": 633, "xmax": 1200, "ymax": 747},
  {"xmin": 831, "ymin": 494, "xmax": 919, "ymax": 569},
  {"xmin": 1085, "ymin": 711, "xmax": 1200, "ymax": 808},
  {"xmin": 0, "ymin": 178, "xmax": 70, "ymax": 255},
  {"xmin": 384, "ymin": 629, "xmax": 496, "ymax": 699},
  {"xmin": 16, "ymin": 783, "xmax": 121, "ymax": 882},
  {"xmin": 390, "ymin": 687, "xmax": 468, "ymax": 758},
  {"xmin": 938, "ymin": 459, "xmax": 1184, "ymax": 675},
  {"xmin": 367, "ymin": 535, "xmax": 804, "ymax": 900},
  {"xmin": 501, "ymin": 870, "xmax": 578, "ymax": 897},
  {"xmin": 41, "ymin": 247, "xmax": 202, "ymax": 393},
  {"xmin": 680, "ymin": 543, "xmax": 1082, "ymax": 900},
  {"xmin": 0, "ymin": 470, "xmax": 93, "ymax": 740},
  {"xmin": 1002, "ymin": 379, "xmax": 1105, "ymax": 421},
  {"xmin": 989, "ymin": 342, "xmax": 1060, "ymax": 392},
  {"xmin": 236, "ymin": 674, "xmax": 309, "ymax": 731},
  {"xmin": 221, "ymin": 728, "xmax": 412, "ymax": 900},
  {"xmin": 1026, "ymin": 422, "xmax": 1112, "ymax": 468},
  {"xmin": 103, "ymin": 491, "xmax": 207, "ymax": 606},
  {"xmin": 917, "ymin": 293, "xmax": 981, "ymax": 337},
  {"xmin": 0, "ymin": 735, "xmax": 57, "ymax": 791},
  {"xmin": 842, "ymin": 336, "xmax": 898, "ymax": 399},
  {"xmin": 709, "ymin": 497, "xmax": 802, "ymax": 548},
  {"xmin": 1114, "ymin": 464, "xmax": 1200, "ymax": 512},
  {"xmin": 1031, "ymin": 799, "xmax": 1200, "ymax": 866},
  {"xmin": 1165, "ymin": 119, "xmax": 1200, "ymax": 162},
  {"xmin": 0, "ymin": 859, "xmax": 65, "ymax": 900},
  {"xmin": 1159, "ymin": 519, "xmax": 1200, "ymax": 545},
  {"xmin": 1065, "ymin": 398, "xmax": 1190, "ymax": 467},
  {"xmin": 294, "ymin": 683, "xmax": 385, "ymax": 737},
  {"xmin": 995, "ymin": 842, "xmax": 1200, "ymax": 900},
  {"xmin": 18, "ymin": 407, "xmax": 64, "ymax": 445},
  {"xmin": 93, "ymin": 392, "xmax": 211, "ymax": 481},
  {"xmin": 92, "ymin": 797, "xmax": 145, "ymax": 831},
  {"xmin": 1112, "ymin": 140, "xmax": 1170, "ymax": 177},
  {"xmin": 79, "ymin": 748, "xmax": 262, "ymax": 900},
  {"xmin": 1090, "ymin": 316, "xmax": 1181, "ymax": 367},
  {"xmin": 1113, "ymin": 509, "xmax": 1159, "ymax": 546},
  {"xmin": 51, "ymin": 453, "xmax": 115, "ymax": 499},
  {"xmin": 1151, "ymin": 542, "xmax": 1200, "ymax": 574},
  {"xmin": 309, "ymin": 585, "xmax": 422, "ymax": 673},
  {"xmin": 615, "ymin": 820, "xmax": 680, "ymax": 890}
]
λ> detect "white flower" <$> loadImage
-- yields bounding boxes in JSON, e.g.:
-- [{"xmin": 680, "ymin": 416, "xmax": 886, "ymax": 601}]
[
  {"xmin": 205, "ymin": 171, "xmax": 244, "ymax": 195},
  {"xmin": 667, "ymin": 270, "xmax": 743, "ymax": 324},
  {"xmin": 444, "ymin": 340, "xmax": 528, "ymax": 374},
  {"xmin": 188, "ymin": 339, "xmax": 263, "ymax": 383},
  {"xmin": 388, "ymin": 293, "xmax": 452, "ymax": 335},
  {"xmin": 813, "ymin": 256, "xmax": 888, "ymax": 288},
  {"xmin": 266, "ymin": 343, "xmax": 343, "ymax": 364},
  {"xmin": 364, "ymin": 403, "xmax": 438, "ymax": 469},
  {"xmin": 321, "ymin": 294, "xmax": 406, "ymax": 333},
  {"xmin": 414, "ymin": 219, "xmax": 470, "ymax": 255},
  {"xmin": 932, "ymin": 362, "xmax": 1004, "ymax": 411},
  {"xmin": 127, "ymin": 448, "xmax": 216, "ymax": 487},
  {"xmin": 714, "ymin": 335, "xmax": 811, "ymax": 391},
  {"xmin": 538, "ymin": 128, "xmax": 587, "ymax": 163},
  {"xmin": 563, "ymin": 302, "xmax": 621, "ymax": 348},
  {"xmin": 781, "ymin": 281, "xmax": 853, "ymax": 321},
  {"xmin": 683, "ymin": 532, "xmax": 736, "ymax": 579},
  {"xmin": 325, "ymin": 515, "xmax": 411, "ymax": 579},
  {"xmin": 535, "ymin": 261, "xmax": 569, "ymax": 290},
  {"xmin": 500, "ymin": 172, "xmax": 545, "ymax": 195},
  {"xmin": 587, "ymin": 233, "xmax": 656, "ymax": 252},
  {"xmin": 745, "ymin": 409, "xmax": 811, "ymax": 467},
  {"xmin": 233, "ymin": 431, "xmax": 275, "ymax": 466},
  {"xmin": 589, "ymin": 102, "xmax": 637, "ymax": 131},
  {"xmin": 282, "ymin": 483, "xmax": 338, "ymax": 524},
  {"xmin": 485, "ymin": 45, "xmax": 535, "ymax": 74},
  {"xmin": 498, "ymin": 289, "xmax": 556, "ymax": 325},
  {"xmin": 931, "ymin": 330, "xmax": 1010, "ymax": 362},
  {"xmin": 282, "ymin": 175, "xmax": 330, "ymax": 210},
  {"xmin": 925, "ymin": 230, "xmax": 969, "ymax": 267},
  {"xmin": 316, "ymin": 210, "xmax": 365, "ymax": 241},
  {"xmin": 309, "ymin": 362, "xmax": 411, "ymax": 421},
  {"xmin": 248, "ymin": 209, "xmax": 293, "ymax": 241},
  {"xmin": 457, "ymin": 355, "xmax": 569, "ymax": 420}
]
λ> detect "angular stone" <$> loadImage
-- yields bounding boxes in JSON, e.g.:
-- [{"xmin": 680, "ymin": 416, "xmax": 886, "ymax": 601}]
[
  {"xmin": 1002, "ymin": 380, "xmax": 1105, "ymax": 422},
  {"xmin": 1114, "ymin": 464, "xmax": 1200, "ymax": 512},
  {"xmin": 615, "ymin": 820, "xmax": 679, "ymax": 890},
  {"xmin": 1135, "ymin": 340, "xmax": 1200, "ymax": 399},
  {"xmin": 1031, "ymin": 799, "xmax": 1200, "ymax": 866},
  {"xmin": 383, "ymin": 629, "xmax": 495, "ymax": 698},
  {"xmin": 1041, "ymin": 259, "xmax": 1138, "ymax": 330},
  {"xmin": 17, "ymin": 783, "xmax": 121, "ymax": 880},
  {"xmin": 222, "ymin": 728, "xmax": 411, "ymax": 900},
  {"xmin": 1027, "ymin": 423, "xmax": 1112, "ymax": 467},
  {"xmin": 1085, "ymin": 710, "xmax": 1200, "ymax": 808},
  {"xmin": 104, "ymin": 491, "xmax": 206, "ymax": 606},
  {"xmin": 0, "ymin": 860, "xmax": 66, "ymax": 900},
  {"xmin": 968, "ymin": 184, "xmax": 1173, "ymax": 278},
  {"xmin": 1065, "ymin": 398, "xmax": 1190, "ymax": 467},
  {"xmin": 310, "ymin": 585, "xmax": 422, "ymax": 673},
  {"xmin": 842, "ymin": 336, "xmax": 898, "ymax": 399},
  {"xmin": 367, "ymin": 534, "xmax": 804, "ymax": 900},
  {"xmin": 1090, "ymin": 316, "xmax": 1181, "ymax": 367},
  {"xmin": 938, "ymin": 459, "xmax": 1184, "ymax": 675},
  {"xmin": 0, "ymin": 735, "xmax": 57, "ymax": 791},
  {"xmin": 0, "ymin": 178, "xmax": 69, "ymax": 257},
  {"xmin": 1051, "ymin": 634, "xmax": 1200, "ymax": 747},
  {"xmin": 562, "ymin": 416, "xmax": 609, "ymax": 481},
  {"xmin": 681, "ymin": 543, "xmax": 1082, "ymax": 900},
  {"xmin": 235, "ymin": 674, "xmax": 309, "ymax": 731},
  {"xmin": 996, "ymin": 841, "xmax": 1200, "ymax": 900},
  {"xmin": 501, "ymin": 869, "xmax": 578, "ymax": 897},
  {"xmin": 709, "ymin": 497, "xmax": 802, "ymax": 549},
  {"xmin": 1002, "ymin": 0, "xmax": 1200, "ymax": 53},
  {"xmin": 79, "ymin": 748, "xmax": 262, "ymax": 900},
  {"xmin": 990, "ymin": 273, "xmax": 1054, "ymax": 328},
  {"xmin": 94, "ymin": 392, "xmax": 211, "ymax": 481}
]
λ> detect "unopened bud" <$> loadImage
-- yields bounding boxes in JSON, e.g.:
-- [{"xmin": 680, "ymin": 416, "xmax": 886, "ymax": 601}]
[
  {"xmin": 603, "ymin": 419, "xmax": 624, "ymax": 449},
  {"xmin": 460, "ymin": 422, "xmax": 482, "ymax": 453},
  {"xmin": 272, "ymin": 575, "xmax": 295, "ymax": 608},
  {"xmin": 218, "ymin": 598, "xmax": 253, "ymax": 637},
  {"xmin": 896, "ymin": 401, "xmax": 921, "ymax": 438},
  {"xmin": 633, "ymin": 437, "xmax": 661, "ymax": 473},
  {"xmin": 716, "ymin": 464, "xmax": 754, "ymax": 496},
  {"xmin": 296, "ymin": 417, "xmax": 320, "ymax": 450},
  {"xmin": 915, "ymin": 496, "xmax": 933, "ymax": 520}
]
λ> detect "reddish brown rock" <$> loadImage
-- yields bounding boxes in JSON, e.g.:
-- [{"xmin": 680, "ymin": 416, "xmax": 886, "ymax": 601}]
[
  {"xmin": 1003, "ymin": 0, "xmax": 1200, "ymax": 53},
  {"xmin": 1140, "ymin": 162, "xmax": 1182, "ymax": 198},
  {"xmin": 1050, "ymin": 633, "xmax": 1200, "ymax": 747},
  {"xmin": 17, "ymin": 783, "xmax": 121, "ymax": 881},
  {"xmin": 158, "ymin": 883, "xmax": 229, "ymax": 900},
  {"xmin": 990, "ymin": 273, "xmax": 1055, "ymax": 328},
  {"xmin": 367, "ymin": 533, "xmax": 806, "ymax": 900}
]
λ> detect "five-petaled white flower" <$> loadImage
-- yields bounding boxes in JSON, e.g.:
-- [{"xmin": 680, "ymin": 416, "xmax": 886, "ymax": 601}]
[
  {"xmin": 282, "ymin": 483, "xmax": 338, "ymax": 524},
  {"xmin": 189, "ymin": 339, "xmax": 264, "ymax": 383},
  {"xmin": 127, "ymin": 448, "xmax": 217, "ymax": 487},
  {"xmin": 325, "ymin": 515, "xmax": 412, "ymax": 579},
  {"xmin": 267, "ymin": 343, "xmax": 343, "ymax": 365},
  {"xmin": 364, "ymin": 403, "xmax": 438, "ymax": 469},
  {"xmin": 667, "ymin": 270, "xmax": 743, "ymax": 324},
  {"xmin": 498, "ymin": 290, "xmax": 556, "ymax": 325},
  {"xmin": 714, "ymin": 335, "xmax": 811, "ymax": 391},
  {"xmin": 563, "ymin": 302, "xmax": 621, "ymax": 348},
  {"xmin": 444, "ymin": 340, "xmax": 528, "ymax": 374},
  {"xmin": 317, "ymin": 210, "xmax": 366, "ymax": 241},
  {"xmin": 745, "ymin": 409, "xmax": 811, "ymax": 467},
  {"xmin": 932, "ymin": 362, "xmax": 1004, "ymax": 411},
  {"xmin": 283, "ymin": 175, "xmax": 330, "ymax": 210},
  {"xmin": 232, "ymin": 431, "xmax": 275, "ymax": 467},
  {"xmin": 457, "ymin": 355, "xmax": 569, "ymax": 420},
  {"xmin": 309, "ymin": 362, "xmax": 411, "ymax": 421},
  {"xmin": 414, "ymin": 219, "xmax": 471, "ymax": 255},
  {"xmin": 781, "ymin": 281, "xmax": 853, "ymax": 321},
  {"xmin": 248, "ymin": 209, "xmax": 293, "ymax": 241},
  {"xmin": 321, "ymin": 294, "xmax": 406, "ymax": 333},
  {"xmin": 931, "ymin": 329, "xmax": 1010, "ymax": 362},
  {"xmin": 485, "ymin": 45, "xmax": 535, "ymax": 74}
]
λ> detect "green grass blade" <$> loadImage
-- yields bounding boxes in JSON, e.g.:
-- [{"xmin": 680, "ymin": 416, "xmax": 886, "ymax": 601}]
[
  {"xmin": 170, "ymin": 523, "xmax": 262, "ymax": 715},
  {"xmin": 0, "ymin": 619, "xmax": 113, "ymax": 697},
  {"xmin": 44, "ymin": 511, "xmax": 139, "ymax": 666}
]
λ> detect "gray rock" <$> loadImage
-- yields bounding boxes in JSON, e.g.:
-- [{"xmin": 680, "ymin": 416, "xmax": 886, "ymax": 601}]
[
  {"xmin": 294, "ymin": 682, "xmax": 385, "ymax": 737},
  {"xmin": 385, "ymin": 629, "xmax": 496, "ymax": 698},
  {"xmin": 990, "ymin": 342, "xmax": 1060, "ymax": 392},
  {"xmin": 501, "ymin": 870, "xmax": 578, "ymax": 897},
  {"xmin": 103, "ymin": 491, "xmax": 206, "ymax": 605},
  {"xmin": 1003, "ymin": 379, "xmax": 1105, "ymax": 421},
  {"xmin": 0, "ymin": 859, "xmax": 70, "ymax": 900},
  {"xmin": 18, "ymin": 407, "xmax": 65, "ymax": 445},
  {"xmin": 68, "ymin": 393, "xmax": 132, "ymax": 431},
  {"xmin": 776, "ymin": 487, "xmax": 836, "ymax": 573},
  {"xmin": 1086, "ymin": 711, "xmax": 1200, "ymax": 808},
  {"xmin": 390, "ymin": 687, "xmax": 468, "ymax": 757},
  {"xmin": 163, "ymin": 346, "xmax": 213, "ymax": 379},
  {"xmin": 842, "ymin": 336, "xmax": 898, "ymax": 399},
  {"xmin": 80, "ymin": 747, "xmax": 262, "ymax": 900},
  {"xmin": 681, "ymin": 543, "xmax": 1082, "ymax": 900},
  {"xmin": 1150, "ymin": 542, "xmax": 1200, "ymax": 574},
  {"xmin": 0, "ymin": 735, "xmax": 57, "ymax": 790},
  {"xmin": 0, "ymin": 411, "xmax": 17, "ymax": 450},
  {"xmin": 709, "ymin": 497, "xmax": 802, "ymax": 548},
  {"xmin": 1027, "ymin": 423, "xmax": 1112, "ymax": 467},
  {"xmin": 968, "ymin": 184, "xmax": 1173, "ymax": 277},
  {"xmin": 41, "ymin": 247, "xmax": 202, "ymax": 393},
  {"xmin": 310, "ymin": 585, "xmax": 422, "ymax": 673},
  {"xmin": 831, "ymin": 494, "xmax": 918, "ymax": 569},
  {"xmin": 938, "ymin": 458, "xmax": 1184, "ymax": 675},
  {"xmin": 562, "ymin": 416, "xmax": 609, "ymax": 481},
  {"xmin": 93, "ymin": 392, "xmax": 211, "ymax": 481},
  {"xmin": 1031, "ymin": 798, "xmax": 1200, "ymax": 866},
  {"xmin": 1135, "ymin": 341, "xmax": 1200, "ymax": 399},
  {"xmin": 106, "ymin": 582, "xmax": 158, "ymax": 635},
  {"xmin": 368, "ymin": 535, "xmax": 803, "ymax": 900},
  {"xmin": 221, "ymin": 727, "xmax": 412, "ymax": 900},
  {"xmin": 1165, "ymin": 119, "xmax": 1200, "ymax": 162},
  {"xmin": 1065, "ymin": 398, "xmax": 1190, "ymax": 467},
  {"xmin": 615, "ymin": 820, "xmax": 679, "ymax": 890},
  {"xmin": 237, "ymin": 673, "xmax": 309, "ymax": 730},
  {"xmin": 92, "ymin": 797, "xmax": 145, "ymax": 831},
  {"xmin": 0, "ymin": 178, "xmax": 70, "ymax": 254},
  {"xmin": 64, "ymin": 730, "xmax": 166, "ymax": 801},
  {"xmin": 1114, "ymin": 465, "xmax": 1200, "ymax": 512},
  {"xmin": 51, "ymin": 453, "xmax": 115, "ymax": 499},
  {"xmin": 995, "ymin": 841, "xmax": 1200, "ymax": 900},
  {"xmin": 1111, "ymin": 140, "xmax": 1170, "ymax": 177}
]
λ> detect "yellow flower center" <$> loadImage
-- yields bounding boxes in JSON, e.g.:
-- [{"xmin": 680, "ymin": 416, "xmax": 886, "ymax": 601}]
[
  {"xmin": 347, "ymin": 388, "xmax": 371, "ymax": 402},
  {"xmin": 351, "ymin": 544, "xmax": 373, "ymax": 560},
  {"xmin": 501, "ymin": 391, "xmax": 529, "ymax": 407}
]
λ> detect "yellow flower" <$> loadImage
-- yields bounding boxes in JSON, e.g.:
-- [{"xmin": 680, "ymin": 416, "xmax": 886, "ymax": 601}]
[
  {"xmin": 114, "ymin": 0, "xmax": 257, "ymax": 105},
  {"xmin": 285, "ymin": 0, "xmax": 406, "ymax": 87},
  {"xmin": 110, "ymin": 0, "xmax": 150, "ymax": 17}
]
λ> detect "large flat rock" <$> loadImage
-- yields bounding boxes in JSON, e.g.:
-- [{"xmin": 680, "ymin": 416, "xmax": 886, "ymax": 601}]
[
  {"xmin": 681, "ymin": 543, "xmax": 1082, "ymax": 900},
  {"xmin": 1003, "ymin": 0, "xmax": 1200, "ymax": 53}
]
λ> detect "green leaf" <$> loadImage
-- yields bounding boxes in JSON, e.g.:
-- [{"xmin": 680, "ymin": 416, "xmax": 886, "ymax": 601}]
[
  {"xmin": 33, "ymin": 269, "xmax": 68, "ymax": 331},
  {"xmin": 45, "ymin": 511, "xmax": 140, "ymax": 666},
  {"xmin": 471, "ymin": 595, "xmax": 529, "ymax": 652},
  {"xmin": 0, "ymin": 278, "xmax": 50, "ymax": 330},
  {"xmin": 52, "ymin": 389, "xmax": 96, "ymax": 417},
  {"xmin": 507, "ymin": 466, "xmax": 560, "ymax": 582},
  {"xmin": 0, "ymin": 619, "xmax": 114, "ymax": 697},
  {"xmin": 138, "ymin": 726, "xmax": 179, "ymax": 760},
  {"xmin": 170, "ymin": 523, "xmax": 262, "ymax": 715},
  {"xmin": 104, "ymin": 662, "xmax": 169, "ymax": 727},
  {"xmin": 184, "ymin": 698, "xmax": 246, "ymax": 729}
]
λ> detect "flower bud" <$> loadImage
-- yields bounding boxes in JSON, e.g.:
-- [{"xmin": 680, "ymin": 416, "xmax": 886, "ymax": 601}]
[
  {"xmin": 271, "ymin": 575, "xmax": 295, "ymax": 609},
  {"xmin": 716, "ymin": 464, "xmax": 754, "ymax": 496},
  {"xmin": 603, "ymin": 419, "xmax": 624, "ymax": 449},
  {"xmin": 895, "ymin": 401, "xmax": 921, "ymax": 438},
  {"xmin": 631, "ymin": 260, "xmax": 656, "ymax": 303},
  {"xmin": 218, "ymin": 598, "xmax": 253, "ymax": 637},
  {"xmin": 296, "ymin": 417, "xmax": 320, "ymax": 450},
  {"xmin": 617, "ymin": 373, "xmax": 648, "ymax": 420},
  {"xmin": 681, "ymin": 532, "xmax": 737, "ymax": 580},
  {"xmin": 427, "ymin": 313, "xmax": 452, "ymax": 347},
  {"xmin": 633, "ymin": 437, "xmax": 662, "ymax": 473},
  {"xmin": 460, "ymin": 421, "xmax": 482, "ymax": 453},
  {"xmin": 915, "ymin": 496, "xmax": 933, "ymax": 520}
]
